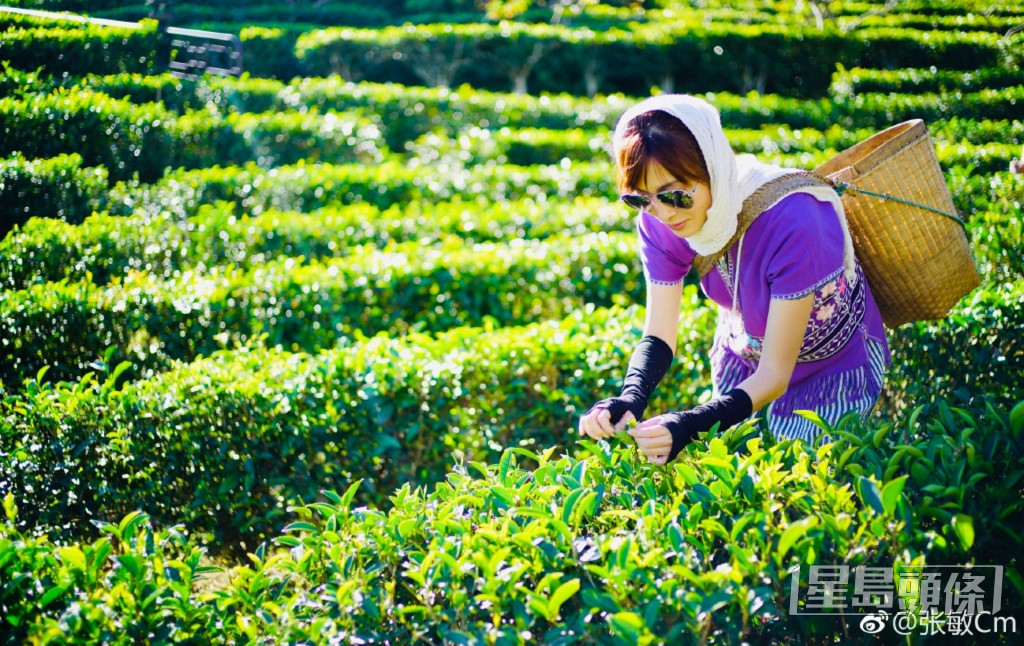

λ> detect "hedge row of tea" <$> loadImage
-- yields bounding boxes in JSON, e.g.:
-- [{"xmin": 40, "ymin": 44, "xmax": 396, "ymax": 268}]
[
  {"xmin": 13, "ymin": 0, "xmax": 1024, "ymax": 29},
  {"xmin": 0, "ymin": 151, "xmax": 1020, "ymax": 292},
  {"xmin": 0, "ymin": 231, "xmax": 645, "ymax": 387},
  {"xmin": 3, "ymin": 303, "xmax": 710, "ymax": 546},
  {"xmin": 2, "ymin": 6, "xmax": 1020, "ymax": 95},
  {"xmin": 3, "ymin": 69, "xmax": 1021, "ymax": 235},
  {"xmin": 7, "ymin": 69, "xmax": 1020, "ymax": 156}
]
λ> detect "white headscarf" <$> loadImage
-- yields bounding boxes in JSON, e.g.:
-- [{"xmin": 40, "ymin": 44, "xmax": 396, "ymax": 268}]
[{"xmin": 612, "ymin": 94, "xmax": 855, "ymax": 278}]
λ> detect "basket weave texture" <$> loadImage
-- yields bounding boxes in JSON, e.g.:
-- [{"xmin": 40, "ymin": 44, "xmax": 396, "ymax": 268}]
[{"xmin": 814, "ymin": 120, "xmax": 980, "ymax": 328}]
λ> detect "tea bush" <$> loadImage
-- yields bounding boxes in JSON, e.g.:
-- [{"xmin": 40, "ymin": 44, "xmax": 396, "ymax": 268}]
[
  {"xmin": 293, "ymin": 21, "xmax": 1007, "ymax": 96},
  {"xmin": 103, "ymin": 157, "xmax": 614, "ymax": 220},
  {"xmin": 0, "ymin": 233, "xmax": 643, "ymax": 388},
  {"xmin": 0, "ymin": 196, "xmax": 632, "ymax": 290},
  {"xmin": 0, "ymin": 87, "xmax": 386, "ymax": 183},
  {"xmin": 0, "ymin": 153, "xmax": 107, "ymax": 238},
  {"xmin": 47, "ymin": 72, "xmax": 1019, "ymax": 153},
  {"xmin": 883, "ymin": 280, "xmax": 1024, "ymax": 415},
  {"xmin": 0, "ymin": 299, "xmax": 715, "ymax": 548},
  {"xmin": 830, "ymin": 65, "xmax": 1024, "ymax": 98},
  {"xmin": 0, "ymin": 20, "xmax": 157, "ymax": 77},
  {"xmin": 3, "ymin": 395, "xmax": 1021, "ymax": 643}
]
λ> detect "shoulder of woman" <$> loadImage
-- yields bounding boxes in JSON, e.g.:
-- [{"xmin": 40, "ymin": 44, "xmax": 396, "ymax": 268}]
[{"xmin": 753, "ymin": 191, "xmax": 841, "ymax": 233}]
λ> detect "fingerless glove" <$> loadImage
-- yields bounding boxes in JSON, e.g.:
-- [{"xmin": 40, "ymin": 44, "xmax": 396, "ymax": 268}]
[
  {"xmin": 662, "ymin": 388, "xmax": 753, "ymax": 462},
  {"xmin": 589, "ymin": 335, "xmax": 673, "ymax": 425}
]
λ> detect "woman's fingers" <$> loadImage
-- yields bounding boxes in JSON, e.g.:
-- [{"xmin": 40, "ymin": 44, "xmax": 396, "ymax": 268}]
[
  {"xmin": 630, "ymin": 423, "xmax": 671, "ymax": 454},
  {"xmin": 614, "ymin": 410, "xmax": 636, "ymax": 431},
  {"xmin": 634, "ymin": 434, "xmax": 672, "ymax": 454},
  {"xmin": 579, "ymin": 407, "xmax": 615, "ymax": 439},
  {"xmin": 628, "ymin": 421, "xmax": 669, "ymax": 438},
  {"xmin": 634, "ymin": 414, "xmax": 665, "ymax": 430}
]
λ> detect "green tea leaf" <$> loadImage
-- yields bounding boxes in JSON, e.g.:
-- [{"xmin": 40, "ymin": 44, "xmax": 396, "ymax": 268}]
[
  {"xmin": 117, "ymin": 554, "xmax": 142, "ymax": 577},
  {"xmin": 581, "ymin": 588, "xmax": 619, "ymax": 614},
  {"xmin": 881, "ymin": 476, "xmax": 908, "ymax": 515},
  {"xmin": 57, "ymin": 546, "xmax": 87, "ymax": 571},
  {"xmin": 777, "ymin": 516, "xmax": 819, "ymax": 564},
  {"xmin": 2, "ymin": 493, "xmax": 16, "ymax": 522},
  {"xmin": 498, "ymin": 449, "xmax": 513, "ymax": 485},
  {"xmin": 609, "ymin": 611, "xmax": 643, "ymax": 642},
  {"xmin": 118, "ymin": 511, "xmax": 149, "ymax": 542},
  {"xmin": 39, "ymin": 583, "xmax": 70, "ymax": 608},
  {"xmin": 951, "ymin": 514, "xmax": 975, "ymax": 551},
  {"xmin": 562, "ymin": 488, "xmax": 585, "ymax": 526},
  {"xmin": 548, "ymin": 578, "xmax": 580, "ymax": 618},
  {"xmin": 1010, "ymin": 400, "xmax": 1024, "ymax": 437},
  {"xmin": 340, "ymin": 479, "xmax": 363, "ymax": 508},
  {"xmin": 856, "ymin": 476, "xmax": 886, "ymax": 515}
]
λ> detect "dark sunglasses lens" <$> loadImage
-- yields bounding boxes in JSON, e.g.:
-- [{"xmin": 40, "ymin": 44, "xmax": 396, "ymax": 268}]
[
  {"xmin": 621, "ymin": 194, "xmax": 649, "ymax": 210},
  {"xmin": 658, "ymin": 190, "xmax": 694, "ymax": 209}
]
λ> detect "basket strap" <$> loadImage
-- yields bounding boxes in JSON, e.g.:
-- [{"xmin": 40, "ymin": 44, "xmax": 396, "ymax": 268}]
[{"xmin": 820, "ymin": 175, "xmax": 967, "ymax": 229}]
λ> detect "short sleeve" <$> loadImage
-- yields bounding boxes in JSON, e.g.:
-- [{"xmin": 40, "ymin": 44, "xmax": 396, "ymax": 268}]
[
  {"xmin": 637, "ymin": 211, "xmax": 696, "ymax": 286},
  {"xmin": 763, "ymin": 193, "xmax": 846, "ymax": 299}
]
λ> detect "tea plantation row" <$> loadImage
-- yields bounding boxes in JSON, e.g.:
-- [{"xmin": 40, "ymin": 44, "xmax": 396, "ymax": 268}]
[{"xmin": 4, "ymin": 394, "xmax": 1022, "ymax": 643}]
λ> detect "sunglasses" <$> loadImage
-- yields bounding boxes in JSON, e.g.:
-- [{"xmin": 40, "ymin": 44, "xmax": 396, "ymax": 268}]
[{"xmin": 620, "ymin": 183, "xmax": 698, "ymax": 211}]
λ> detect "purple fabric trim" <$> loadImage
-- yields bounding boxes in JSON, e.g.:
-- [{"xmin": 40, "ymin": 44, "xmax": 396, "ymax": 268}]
[
  {"xmin": 645, "ymin": 275, "xmax": 684, "ymax": 287},
  {"xmin": 773, "ymin": 267, "xmax": 844, "ymax": 301}
]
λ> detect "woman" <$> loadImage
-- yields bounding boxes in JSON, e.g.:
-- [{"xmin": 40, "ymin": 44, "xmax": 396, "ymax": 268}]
[{"xmin": 578, "ymin": 94, "xmax": 890, "ymax": 465}]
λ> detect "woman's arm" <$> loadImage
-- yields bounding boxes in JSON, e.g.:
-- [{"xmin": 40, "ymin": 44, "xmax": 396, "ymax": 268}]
[
  {"xmin": 578, "ymin": 280, "xmax": 683, "ymax": 440},
  {"xmin": 629, "ymin": 292, "xmax": 814, "ymax": 464},
  {"xmin": 734, "ymin": 293, "xmax": 815, "ymax": 410},
  {"xmin": 643, "ymin": 281, "xmax": 684, "ymax": 352}
]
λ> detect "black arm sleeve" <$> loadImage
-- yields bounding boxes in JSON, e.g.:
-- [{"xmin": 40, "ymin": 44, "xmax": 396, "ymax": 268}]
[
  {"xmin": 662, "ymin": 388, "xmax": 754, "ymax": 462},
  {"xmin": 589, "ymin": 335, "xmax": 674, "ymax": 425}
]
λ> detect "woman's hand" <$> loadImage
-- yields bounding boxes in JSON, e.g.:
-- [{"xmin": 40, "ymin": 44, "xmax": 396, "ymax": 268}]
[
  {"xmin": 627, "ymin": 415, "xmax": 678, "ymax": 465},
  {"xmin": 578, "ymin": 405, "xmax": 637, "ymax": 441}
]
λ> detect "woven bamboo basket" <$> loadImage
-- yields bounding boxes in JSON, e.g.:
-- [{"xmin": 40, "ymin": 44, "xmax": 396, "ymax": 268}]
[{"xmin": 814, "ymin": 119, "xmax": 980, "ymax": 328}]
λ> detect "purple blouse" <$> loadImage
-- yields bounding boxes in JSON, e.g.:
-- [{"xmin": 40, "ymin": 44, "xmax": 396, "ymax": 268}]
[{"xmin": 638, "ymin": 192, "xmax": 890, "ymax": 417}]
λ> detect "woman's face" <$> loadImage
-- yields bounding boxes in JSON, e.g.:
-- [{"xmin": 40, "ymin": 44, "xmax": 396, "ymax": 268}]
[{"xmin": 637, "ymin": 162, "xmax": 712, "ymax": 238}]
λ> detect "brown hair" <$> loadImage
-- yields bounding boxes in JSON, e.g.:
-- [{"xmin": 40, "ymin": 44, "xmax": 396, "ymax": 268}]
[{"xmin": 614, "ymin": 110, "xmax": 709, "ymax": 193}]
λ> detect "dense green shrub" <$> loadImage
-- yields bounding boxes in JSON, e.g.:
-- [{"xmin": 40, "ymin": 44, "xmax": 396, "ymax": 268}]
[
  {"xmin": 0, "ymin": 20, "xmax": 158, "ymax": 77},
  {"xmin": 0, "ymin": 506, "xmax": 221, "ymax": 644},
  {"xmin": 952, "ymin": 171, "xmax": 1024, "ymax": 281},
  {"xmin": 0, "ymin": 300, "xmax": 714, "ymax": 548},
  {"xmin": 294, "ymin": 21, "xmax": 1006, "ymax": 97},
  {"xmin": 56, "ymin": 72, "xmax": 1019, "ymax": 153},
  {"xmin": 0, "ymin": 232, "xmax": 642, "ymax": 388},
  {"xmin": 0, "ymin": 65, "xmax": 56, "ymax": 99},
  {"xmin": 0, "ymin": 87, "xmax": 385, "ymax": 183},
  {"xmin": 105, "ymin": 157, "xmax": 614, "ymax": 219},
  {"xmin": 238, "ymin": 26, "xmax": 302, "ymax": 80},
  {"xmin": 0, "ymin": 153, "xmax": 107, "ymax": 238},
  {"xmin": 0, "ymin": 88, "xmax": 176, "ymax": 182},
  {"xmin": 831, "ymin": 65, "xmax": 1024, "ymax": 98},
  {"xmin": 0, "ymin": 196, "xmax": 632, "ymax": 290},
  {"xmin": 74, "ymin": 71, "xmax": 287, "ymax": 114},
  {"xmin": 829, "ymin": 86, "xmax": 1024, "ymax": 130},
  {"xmin": 410, "ymin": 124, "xmax": 1016, "ymax": 173},
  {"xmin": 3, "ymin": 394, "xmax": 1021, "ymax": 643},
  {"xmin": 882, "ymin": 280, "xmax": 1024, "ymax": 415}
]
